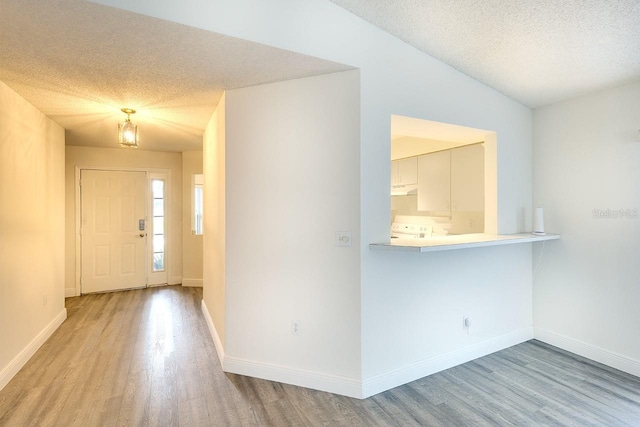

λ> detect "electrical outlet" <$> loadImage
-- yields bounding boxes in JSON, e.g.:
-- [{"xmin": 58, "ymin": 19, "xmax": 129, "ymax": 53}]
[
  {"xmin": 43, "ymin": 293, "xmax": 48, "ymax": 306},
  {"xmin": 291, "ymin": 320, "xmax": 300, "ymax": 335}
]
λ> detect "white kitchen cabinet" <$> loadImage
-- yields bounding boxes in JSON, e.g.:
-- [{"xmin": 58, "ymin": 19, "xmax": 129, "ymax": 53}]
[
  {"xmin": 451, "ymin": 144, "xmax": 484, "ymax": 212},
  {"xmin": 391, "ymin": 157, "xmax": 418, "ymax": 186},
  {"xmin": 398, "ymin": 157, "xmax": 417, "ymax": 185},
  {"xmin": 417, "ymin": 150, "xmax": 450, "ymax": 212},
  {"xmin": 390, "ymin": 160, "xmax": 399, "ymax": 186}
]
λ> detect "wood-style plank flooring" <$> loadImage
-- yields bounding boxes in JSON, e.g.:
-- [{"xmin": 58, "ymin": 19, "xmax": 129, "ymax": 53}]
[{"xmin": 1, "ymin": 286, "xmax": 639, "ymax": 426}]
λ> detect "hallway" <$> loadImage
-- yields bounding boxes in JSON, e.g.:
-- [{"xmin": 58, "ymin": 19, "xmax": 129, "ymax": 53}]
[{"xmin": 0, "ymin": 287, "xmax": 257, "ymax": 426}]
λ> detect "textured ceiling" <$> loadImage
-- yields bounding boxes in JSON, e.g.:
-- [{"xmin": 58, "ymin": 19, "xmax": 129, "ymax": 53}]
[
  {"xmin": 4, "ymin": 1, "xmax": 638, "ymax": 152},
  {"xmin": 329, "ymin": 0, "xmax": 640, "ymax": 108},
  {"xmin": 0, "ymin": 0, "xmax": 350, "ymax": 152}
]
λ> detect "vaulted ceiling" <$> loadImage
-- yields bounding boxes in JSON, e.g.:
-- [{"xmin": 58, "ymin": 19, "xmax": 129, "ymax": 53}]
[
  {"xmin": 329, "ymin": 0, "xmax": 640, "ymax": 108},
  {"xmin": 2, "ymin": 0, "xmax": 638, "ymax": 152}
]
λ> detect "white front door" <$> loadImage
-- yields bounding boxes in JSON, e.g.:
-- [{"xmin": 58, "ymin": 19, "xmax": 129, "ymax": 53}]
[{"xmin": 81, "ymin": 170, "xmax": 147, "ymax": 293}]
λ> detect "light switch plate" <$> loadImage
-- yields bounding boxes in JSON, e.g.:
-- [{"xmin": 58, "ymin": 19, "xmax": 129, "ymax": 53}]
[{"xmin": 336, "ymin": 231, "xmax": 351, "ymax": 247}]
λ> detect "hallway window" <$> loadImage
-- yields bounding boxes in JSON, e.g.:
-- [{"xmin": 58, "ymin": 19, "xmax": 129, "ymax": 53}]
[
  {"xmin": 193, "ymin": 174, "xmax": 203, "ymax": 235},
  {"xmin": 152, "ymin": 179, "xmax": 165, "ymax": 272}
]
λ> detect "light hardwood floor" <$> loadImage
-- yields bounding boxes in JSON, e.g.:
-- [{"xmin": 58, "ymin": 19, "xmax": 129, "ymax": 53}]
[{"xmin": 1, "ymin": 286, "xmax": 639, "ymax": 426}]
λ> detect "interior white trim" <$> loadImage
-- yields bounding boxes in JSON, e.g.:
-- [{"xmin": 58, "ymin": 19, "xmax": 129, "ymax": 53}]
[
  {"xmin": 148, "ymin": 171, "xmax": 170, "ymax": 286},
  {"xmin": 201, "ymin": 299, "xmax": 225, "ymax": 364},
  {"xmin": 223, "ymin": 356, "xmax": 363, "ymax": 399},
  {"xmin": 361, "ymin": 327, "xmax": 534, "ymax": 398},
  {"xmin": 201, "ymin": 299, "xmax": 533, "ymax": 399},
  {"xmin": 65, "ymin": 288, "xmax": 77, "ymax": 298},
  {"xmin": 534, "ymin": 328, "xmax": 640, "ymax": 378},
  {"xmin": 74, "ymin": 166, "xmax": 172, "ymax": 295},
  {"xmin": 182, "ymin": 278, "xmax": 203, "ymax": 287},
  {"xmin": 201, "ymin": 298, "xmax": 362, "ymax": 398},
  {"xmin": 74, "ymin": 166, "xmax": 81, "ymax": 297},
  {"xmin": 0, "ymin": 308, "xmax": 67, "ymax": 392}
]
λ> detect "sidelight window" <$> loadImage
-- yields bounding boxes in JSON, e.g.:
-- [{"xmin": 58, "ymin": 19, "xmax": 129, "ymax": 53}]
[
  {"xmin": 192, "ymin": 174, "xmax": 203, "ymax": 235},
  {"xmin": 151, "ymin": 179, "xmax": 165, "ymax": 272}
]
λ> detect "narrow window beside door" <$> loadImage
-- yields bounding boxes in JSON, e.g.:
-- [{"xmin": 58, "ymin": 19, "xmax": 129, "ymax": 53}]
[
  {"xmin": 193, "ymin": 174, "xmax": 203, "ymax": 235},
  {"xmin": 152, "ymin": 179, "xmax": 165, "ymax": 272}
]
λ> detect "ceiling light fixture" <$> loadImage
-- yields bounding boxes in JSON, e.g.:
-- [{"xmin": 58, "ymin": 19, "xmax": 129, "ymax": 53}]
[{"xmin": 119, "ymin": 108, "xmax": 139, "ymax": 148}]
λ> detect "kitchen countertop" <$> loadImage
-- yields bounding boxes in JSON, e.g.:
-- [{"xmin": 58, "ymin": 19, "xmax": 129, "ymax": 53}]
[{"xmin": 370, "ymin": 233, "xmax": 560, "ymax": 252}]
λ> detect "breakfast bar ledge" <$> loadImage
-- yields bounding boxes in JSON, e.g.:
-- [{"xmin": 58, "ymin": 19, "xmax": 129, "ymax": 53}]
[{"xmin": 370, "ymin": 233, "xmax": 560, "ymax": 253}]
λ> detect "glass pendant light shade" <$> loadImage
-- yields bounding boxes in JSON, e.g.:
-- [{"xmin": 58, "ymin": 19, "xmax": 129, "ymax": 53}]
[{"xmin": 119, "ymin": 108, "xmax": 139, "ymax": 148}]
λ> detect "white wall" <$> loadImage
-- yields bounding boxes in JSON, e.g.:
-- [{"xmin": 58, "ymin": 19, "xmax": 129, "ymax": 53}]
[
  {"xmin": 222, "ymin": 71, "xmax": 361, "ymax": 395},
  {"xmin": 533, "ymin": 81, "xmax": 640, "ymax": 375},
  {"xmin": 0, "ymin": 81, "xmax": 66, "ymax": 390},
  {"xmin": 202, "ymin": 94, "xmax": 226, "ymax": 349},
  {"xmin": 93, "ymin": 0, "xmax": 536, "ymax": 397},
  {"xmin": 182, "ymin": 150, "xmax": 203, "ymax": 287},
  {"xmin": 65, "ymin": 146, "xmax": 183, "ymax": 294}
]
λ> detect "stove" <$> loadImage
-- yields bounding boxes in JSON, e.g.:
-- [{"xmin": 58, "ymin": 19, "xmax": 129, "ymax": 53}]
[
  {"xmin": 391, "ymin": 222, "xmax": 433, "ymax": 239},
  {"xmin": 391, "ymin": 215, "xmax": 451, "ymax": 239}
]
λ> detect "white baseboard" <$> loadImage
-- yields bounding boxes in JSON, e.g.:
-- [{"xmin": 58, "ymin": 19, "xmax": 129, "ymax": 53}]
[
  {"xmin": 65, "ymin": 287, "xmax": 77, "ymax": 298},
  {"xmin": 361, "ymin": 327, "xmax": 534, "ymax": 398},
  {"xmin": 182, "ymin": 278, "xmax": 203, "ymax": 287},
  {"xmin": 224, "ymin": 356, "xmax": 363, "ymax": 399},
  {"xmin": 534, "ymin": 328, "xmax": 640, "ymax": 378},
  {"xmin": 222, "ymin": 328, "xmax": 532, "ymax": 400},
  {"xmin": 169, "ymin": 276, "xmax": 182, "ymax": 286},
  {"xmin": 0, "ymin": 308, "xmax": 67, "ymax": 392},
  {"xmin": 200, "ymin": 304, "xmax": 532, "ymax": 399},
  {"xmin": 200, "ymin": 300, "xmax": 362, "ymax": 398},
  {"xmin": 201, "ymin": 300, "xmax": 225, "ymax": 364}
]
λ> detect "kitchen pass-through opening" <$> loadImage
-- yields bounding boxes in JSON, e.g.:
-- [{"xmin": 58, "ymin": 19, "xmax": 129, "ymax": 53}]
[{"xmin": 390, "ymin": 114, "xmax": 497, "ymax": 238}]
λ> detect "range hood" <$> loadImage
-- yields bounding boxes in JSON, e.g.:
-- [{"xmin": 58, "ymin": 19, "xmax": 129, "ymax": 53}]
[{"xmin": 391, "ymin": 184, "xmax": 418, "ymax": 196}]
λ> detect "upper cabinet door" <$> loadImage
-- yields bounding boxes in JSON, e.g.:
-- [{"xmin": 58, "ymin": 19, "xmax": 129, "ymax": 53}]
[
  {"xmin": 391, "ymin": 160, "xmax": 399, "ymax": 186},
  {"xmin": 417, "ymin": 150, "xmax": 450, "ymax": 212},
  {"xmin": 397, "ymin": 157, "xmax": 417, "ymax": 185},
  {"xmin": 451, "ymin": 144, "xmax": 484, "ymax": 212}
]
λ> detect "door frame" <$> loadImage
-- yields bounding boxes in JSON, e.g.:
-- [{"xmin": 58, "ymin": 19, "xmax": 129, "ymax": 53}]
[{"xmin": 74, "ymin": 166, "xmax": 173, "ymax": 296}]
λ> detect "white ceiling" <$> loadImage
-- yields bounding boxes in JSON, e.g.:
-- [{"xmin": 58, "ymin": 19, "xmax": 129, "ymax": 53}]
[
  {"xmin": 3, "ymin": 1, "xmax": 638, "ymax": 153},
  {"xmin": 329, "ymin": 0, "xmax": 640, "ymax": 108},
  {"xmin": 392, "ymin": 114, "xmax": 492, "ymax": 143},
  {"xmin": 0, "ymin": 0, "xmax": 350, "ymax": 152},
  {"xmin": 391, "ymin": 114, "xmax": 495, "ymax": 160}
]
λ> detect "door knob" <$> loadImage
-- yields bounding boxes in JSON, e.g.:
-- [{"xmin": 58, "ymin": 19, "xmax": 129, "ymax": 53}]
[{"xmin": 138, "ymin": 233, "xmax": 146, "ymax": 238}]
